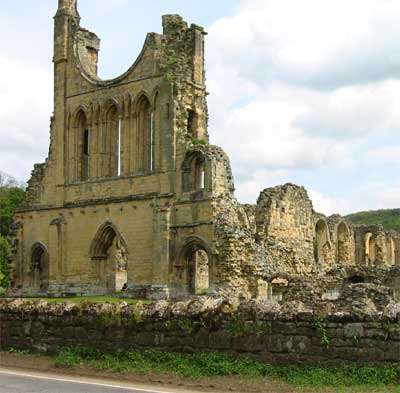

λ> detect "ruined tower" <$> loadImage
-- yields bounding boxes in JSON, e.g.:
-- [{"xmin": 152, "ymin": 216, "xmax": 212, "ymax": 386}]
[
  {"xmin": 8, "ymin": 0, "xmax": 233, "ymax": 298},
  {"xmin": 7, "ymin": 1, "xmax": 399, "ymax": 300}
]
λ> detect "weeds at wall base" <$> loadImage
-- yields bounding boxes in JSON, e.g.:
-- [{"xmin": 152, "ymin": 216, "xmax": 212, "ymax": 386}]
[{"xmin": 54, "ymin": 346, "xmax": 400, "ymax": 390}]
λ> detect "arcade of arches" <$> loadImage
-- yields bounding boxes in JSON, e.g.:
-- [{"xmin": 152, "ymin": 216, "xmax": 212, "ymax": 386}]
[
  {"xmin": 7, "ymin": 3, "xmax": 400, "ymax": 300},
  {"xmin": 68, "ymin": 95, "xmax": 156, "ymax": 184}
]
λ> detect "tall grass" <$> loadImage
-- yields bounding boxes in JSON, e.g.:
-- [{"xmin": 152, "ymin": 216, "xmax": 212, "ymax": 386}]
[{"xmin": 56, "ymin": 346, "xmax": 400, "ymax": 390}]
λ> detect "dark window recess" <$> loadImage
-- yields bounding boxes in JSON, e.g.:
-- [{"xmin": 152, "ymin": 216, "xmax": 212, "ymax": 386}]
[
  {"xmin": 83, "ymin": 129, "xmax": 89, "ymax": 155},
  {"xmin": 187, "ymin": 110, "xmax": 195, "ymax": 135}
]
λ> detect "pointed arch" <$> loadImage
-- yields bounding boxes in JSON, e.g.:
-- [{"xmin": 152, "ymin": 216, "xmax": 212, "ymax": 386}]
[
  {"xmin": 136, "ymin": 94, "xmax": 153, "ymax": 173},
  {"xmin": 364, "ymin": 232, "xmax": 376, "ymax": 266},
  {"xmin": 90, "ymin": 222, "xmax": 128, "ymax": 293},
  {"xmin": 182, "ymin": 151, "xmax": 206, "ymax": 192},
  {"xmin": 174, "ymin": 236, "xmax": 212, "ymax": 295},
  {"xmin": 90, "ymin": 221, "xmax": 128, "ymax": 260},
  {"xmin": 336, "ymin": 221, "xmax": 351, "ymax": 264},
  {"xmin": 102, "ymin": 101, "xmax": 120, "ymax": 177},
  {"xmin": 101, "ymin": 97, "xmax": 122, "ymax": 120},
  {"xmin": 72, "ymin": 105, "xmax": 89, "ymax": 126},
  {"xmin": 31, "ymin": 242, "xmax": 49, "ymax": 290},
  {"xmin": 387, "ymin": 237, "xmax": 396, "ymax": 265},
  {"xmin": 314, "ymin": 219, "xmax": 330, "ymax": 266},
  {"xmin": 73, "ymin": 108, "xmax": 90, "ymax": 181},
  {"xmin": 152, "ymin": 91, "xmax": 160, "ymax": 171}
]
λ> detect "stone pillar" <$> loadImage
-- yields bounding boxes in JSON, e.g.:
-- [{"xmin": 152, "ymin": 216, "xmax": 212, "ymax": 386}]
[
  {"xmin": 150, "ymin": 199, "xmax": 171, "ymax": 298},
  {"xmin": 48, "ymin": 216, "xmax": 65, "ymax": 290}
]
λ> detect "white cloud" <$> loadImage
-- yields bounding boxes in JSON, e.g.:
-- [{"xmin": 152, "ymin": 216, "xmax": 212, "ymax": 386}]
[
  {"xmin": 206, "ymin": 0, "xmax": 400, "ymax": 212},
  {"xmin": 377, "ymin": 186, "xmax": 400, "ymax": 208},
  {"xmin": 208, "ymin": 0, "xmax": 400, "ymax": 90},
  {"xmin": 0, "ymin": 57, "xmax": 52, "ymax": 180},
  {"xmin": 309, "ymin": 190, "xmax": 353, "ymax": 216},
  {"xmin": 364, "ymin": 145, "xmax": 400, "ymax": 164}
]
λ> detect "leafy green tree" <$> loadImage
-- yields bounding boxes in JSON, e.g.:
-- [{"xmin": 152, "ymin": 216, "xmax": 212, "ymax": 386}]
[
  {"xmin": 0, "ymin": 172, "xmax": 25, "ymax": 287},
  {"xmin": 346, "ymin": 209, "xmax": 400, "ymax": 232},
  {"xmin": 0, "ymin": 186, "xmax": 25, "ymax": 237}
]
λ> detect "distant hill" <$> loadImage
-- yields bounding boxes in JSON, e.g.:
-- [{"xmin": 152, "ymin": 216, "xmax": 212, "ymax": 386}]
[{"xmin": 346, "ymin": 209, "xmax": 400, "ymax": 232}]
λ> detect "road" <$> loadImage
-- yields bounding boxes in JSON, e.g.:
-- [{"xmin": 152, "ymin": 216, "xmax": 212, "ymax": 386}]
[{"xmin": 0, "ymin": 369, "xmax": 198, "ymax": 393}]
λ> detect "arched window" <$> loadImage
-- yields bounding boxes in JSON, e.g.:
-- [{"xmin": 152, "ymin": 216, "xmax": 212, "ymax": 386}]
[
  {"xmin": 136, "ymin": 95, "xmax": 153, "ymax": 173},
  {"xmin": 152, "ymin": 93, "xmax": 161, "ymax": 172},
  {"xmin": 104, "ymin": 105, "xmax": 120, "ymax": 178},
  {"xmin": 314, "ymin": 219, "xmax": 329, "ymax": 265},
  {"xmin": 182, "ymin": 152, "xmax": 206, "ymax": 192},
  {"xmin": 90, "ymin": 222, "xmax": 128, "ymax": 293},
  {"xmin": 387, "ymin": 237, "xmax": 395, "ymax": 265},
  {"xmin": 31, "ymin": 243, "xmax": 49, "ymax": 290},
  {"xmin": 337, "ymin": 222, "xmax": 350, "ymax": 264},
  {"xmin": 75, "ymin": 110, "xmax": 89, "ymax": 181},
  {"xmin": 364, "ymin": 232, "xmax": 375, "ymax": 266}
]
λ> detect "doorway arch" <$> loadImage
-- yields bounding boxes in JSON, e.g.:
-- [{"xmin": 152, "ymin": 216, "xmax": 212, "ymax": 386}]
[
  {"xmin": 174, "ymin": 237, "xmax": 211, "ymax": 295},
  {"xmin": 90, "ymin": 222, "xmax": 128, "ymax": 293},
  {"xmin": 31, "ymin": 242, "xmax": 49, "ymax": 291}
]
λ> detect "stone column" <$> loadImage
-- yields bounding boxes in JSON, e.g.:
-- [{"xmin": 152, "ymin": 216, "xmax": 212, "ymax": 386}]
[
  {"xmin": 150, "ymin": 199, "xmax": 171, "ymax": 299},
  {"xmin": 48, "ymin": 216, "xmax": 65, "ymax": 292}
]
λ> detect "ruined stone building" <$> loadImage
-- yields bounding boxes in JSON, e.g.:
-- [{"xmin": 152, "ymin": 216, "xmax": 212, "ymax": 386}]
[{"xmin": 7, "ymin": 0, "xmax": 400, "ymax": 300}]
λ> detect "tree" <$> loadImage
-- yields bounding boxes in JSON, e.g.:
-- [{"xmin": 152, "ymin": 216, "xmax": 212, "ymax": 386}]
[
  {"xmin": 0, "ymin": 172, "xmax": 26, "ymax": 237},
  {"xmin": 0, "ymin": 172, "xmax": 26, "ymax": 288},
  {"xmin": 0, "ymin": 171, "xmax": 19, "ymax": 188}
]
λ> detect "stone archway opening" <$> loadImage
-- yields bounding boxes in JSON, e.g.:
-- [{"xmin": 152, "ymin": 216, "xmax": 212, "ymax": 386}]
[
  {"xmin": 337, "ymin": 222, "xmax": 351, "ymax": 264},
  {"xmin": 387, "ymin": 237, "xmax": 396, "ymax": 266},
  {"xmin": 91, "ymin": 223, "xmax": 128, "ymax": 294},
  {"xmin": 364, "ymin": 232, "xmax": 375, "ymax": 266},
  {"xmin": 182, "ymin": 152, "xmax": 206, "ymax": 193},
  {"xmin": 175, "ymin": 241, "xmax": 210, "ymax": 295},
  {"xmin": 314, "ymin": 220, "xmax": 329, "ymax": 266},
  {"xmin": 31, "ymin": 243, "xmax": 49, "ymax": 291}
]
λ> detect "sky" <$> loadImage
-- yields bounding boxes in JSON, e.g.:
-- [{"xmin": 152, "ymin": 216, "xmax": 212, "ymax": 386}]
[{"xmin": 0, "ymin": 0, "xmax": 399, "ymax": 215}]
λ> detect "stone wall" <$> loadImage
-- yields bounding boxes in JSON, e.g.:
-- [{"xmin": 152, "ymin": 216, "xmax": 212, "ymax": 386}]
[
  {"xmin": 355, "ymin": 225, "xmax": 398, "ymax": 267},
  {"xmin": 0, "ymin": 298, "xmax": 399, "ymax": 364},
  {"xmin": 256, "ymin": 184, "xmax": 315, "ymax": 275},
  {"xmin": 8, "ymin": 0, "xmax": 400, "ymax": 302}
]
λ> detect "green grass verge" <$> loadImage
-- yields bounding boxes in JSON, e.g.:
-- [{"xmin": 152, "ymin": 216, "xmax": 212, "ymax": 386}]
[
  {"xmin": 4, "ymin": 297, "xmax": 151, "ymax": 304},
  {"xmin": 55, "ymin": 346, "xmax": 400, "ymax": 392}
]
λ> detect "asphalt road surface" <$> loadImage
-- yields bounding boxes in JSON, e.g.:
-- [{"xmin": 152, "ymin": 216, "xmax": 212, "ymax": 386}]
[{"xmin": 0, "ymin": 369, "xmax": 193, "ymax": 393}]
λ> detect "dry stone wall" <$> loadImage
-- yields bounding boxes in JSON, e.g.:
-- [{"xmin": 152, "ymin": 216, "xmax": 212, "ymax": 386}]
[{"xmin": 1, "ymin": 298, "xmax": 399, "ymax": 364}]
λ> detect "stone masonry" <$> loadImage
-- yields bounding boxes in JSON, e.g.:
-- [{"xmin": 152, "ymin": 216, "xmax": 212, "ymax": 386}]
[
  {"xmin": 6, "ymin": 0, "xmax": 400, "ymax": 301},
  {"xmin": 1, "ymin": 297, "xmax": 399, "ymax": 364}
]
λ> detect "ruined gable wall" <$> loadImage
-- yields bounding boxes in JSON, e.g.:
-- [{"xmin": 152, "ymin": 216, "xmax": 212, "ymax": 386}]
[
  {"xmin": 10, "ymin": 3, "xmax": 217, "ymax": 299},
  {"xmin": 213, "ymin": 196, "xmax": 269, "ymax": 299},
  {"xmin": 255, "ymin": 184, "xmax": 315, "ymax": 275}
]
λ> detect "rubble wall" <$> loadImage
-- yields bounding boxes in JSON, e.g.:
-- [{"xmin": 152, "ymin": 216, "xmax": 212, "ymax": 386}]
[
  {"xmin": 1, "ymin": 299, "xmax": 399, "ymax": 365},
  {"xmin": 256, "ymin": 184, "xmax": 314, "ymax": 274}
]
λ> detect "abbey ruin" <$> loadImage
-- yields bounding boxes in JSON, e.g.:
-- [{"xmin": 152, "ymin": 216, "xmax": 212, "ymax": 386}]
[{"xmin": 7, "ymin": 0, "xmax": 400, "ymax": 303}]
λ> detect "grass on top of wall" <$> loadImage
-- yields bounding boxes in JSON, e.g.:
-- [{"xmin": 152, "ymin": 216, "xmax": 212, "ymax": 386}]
[
  {"xmin": 55, "ymin": 346, "xmax": 400, "ymax": 392},
  {"xmin": 5, "ymin": 296, "xmax": 151, "ymax": 304}
]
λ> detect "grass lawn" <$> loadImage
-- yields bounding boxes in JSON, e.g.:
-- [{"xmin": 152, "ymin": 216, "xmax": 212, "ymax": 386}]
[{"xmin": 3, "ymin": 296, "xmax": 151, "ymax": 304}]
